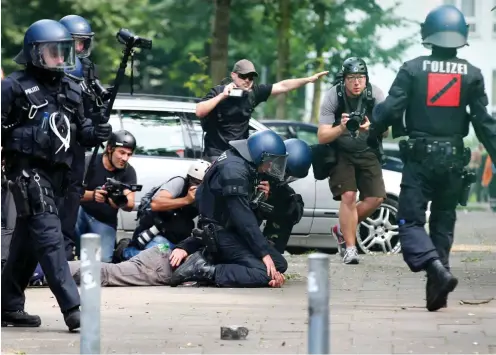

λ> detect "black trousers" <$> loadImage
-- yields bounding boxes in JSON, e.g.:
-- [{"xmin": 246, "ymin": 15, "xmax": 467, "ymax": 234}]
[
  {"xmin": 397, "ymin": 160, "xmax": 462, "ymax": 272},
  {"xmin": 1, "ymin": 169, "xmax": 80, "ymax": 313},
  {"xmin": 214, "ymin": 229, "xmax": 288, "ymax": 287}
]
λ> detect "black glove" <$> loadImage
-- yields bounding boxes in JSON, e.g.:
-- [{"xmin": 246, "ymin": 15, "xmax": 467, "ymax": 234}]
[{"xmin": 94, "ymin": 123, "xmax": 112, "ymax": 141}]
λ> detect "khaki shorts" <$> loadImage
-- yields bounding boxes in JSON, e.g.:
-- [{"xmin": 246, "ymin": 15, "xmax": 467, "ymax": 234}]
[{"xmin": 328, "ymin": 150, "xmax": 386, "ymax": 201}]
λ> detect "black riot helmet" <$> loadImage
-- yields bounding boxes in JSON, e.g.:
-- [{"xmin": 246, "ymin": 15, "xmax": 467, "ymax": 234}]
[
  {"xmin": 421, "ymin": 5, "xmax": 469, "ymax": 49},
  {"xmin": 341, "ymin": 57, "xmax": 368, "ymax": 82},
  {"xmin": 107, "ymin": 130, "xmax": 137, "ymax": 152}
]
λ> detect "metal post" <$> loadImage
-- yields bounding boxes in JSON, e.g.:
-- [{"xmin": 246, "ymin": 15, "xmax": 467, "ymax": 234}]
[
  {"xmin": 80, "ymin": 233, "xmax": 102, "ymax": 354},
  {"xmin": 308, "ymin": 253, "xmax": 330, "ymax": 354}
]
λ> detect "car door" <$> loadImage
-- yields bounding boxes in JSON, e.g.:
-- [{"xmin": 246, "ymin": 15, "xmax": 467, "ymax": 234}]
[{"xmin": 248, "ymin": 119, "xmax": 316, "ymax": 235}]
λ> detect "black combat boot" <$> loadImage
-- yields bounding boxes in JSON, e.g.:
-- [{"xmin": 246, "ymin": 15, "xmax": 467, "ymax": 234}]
[
  {"xmin": 112, "ymin": 238, "xmax": 131, "ymax": 263},
  {"xmin": 170, "ymin": 251, "xmax": 216, "ymax": 287},
  {"xmin": 63, "ymin": 307, "xmax": 81, "ymax": 331},
  {"xmin": 1, "ymin": 310, "xmax": 41, "ymax": 327},
  {"xmin": 425, "ymin": 259, "xmax": 458, "ymax": 312},
  {"xmin": 426, "ymin": 275, "xmax": 448, "ymax": 309}
]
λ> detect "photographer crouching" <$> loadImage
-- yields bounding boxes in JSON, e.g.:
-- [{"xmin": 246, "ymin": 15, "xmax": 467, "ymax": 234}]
[
  {"xmin": 196, "ymin": 59, "xmax": 328, "ymax": 162},
  {"xmin": 113, "ymin": 160, "xmax": 211, "ymax": 262},
  {"xmin": 318, "ymin": 57, "xmax": 388, "ymax": 265},
  {"xmin": 76, "ymin": 130, "xmax": 140, "ymax": 262}
]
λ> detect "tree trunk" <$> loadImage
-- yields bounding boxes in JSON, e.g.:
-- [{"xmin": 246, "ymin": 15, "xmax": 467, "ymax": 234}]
[
  {"xmin": 310, "ymin": 10, "xmax": 326, "ymax": 123},
  {"xmin": 276, "ymin": 0, "xmax": 290, "ymax": 119},
  {"xmin": 210, "ymin": 0, "xmax": 231, "ymax": 85}
]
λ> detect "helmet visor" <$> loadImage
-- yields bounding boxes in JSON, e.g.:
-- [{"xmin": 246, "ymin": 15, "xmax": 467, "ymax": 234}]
[
  {"xmin": 33, "ymin": 41, "xmax": 76, "ymax": 71},
  {"xmin": 74, "ymin": 35, "xmax": 94, "ymax": 58},
  {"xmin": 258, "ymin": 152, "xmax": 288, "ymax": 182}
]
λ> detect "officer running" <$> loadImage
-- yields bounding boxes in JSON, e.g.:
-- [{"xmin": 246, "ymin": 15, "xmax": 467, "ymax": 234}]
[
  {"xmin": 370, "ymin": 5, "xmax": 496, "ymax": 312},
  {"xmin": 264, "ymin": 138, "xmax": 312, "ymax": 253},
  {"xmin": 1, "ymin": 19, "xmax": 112, "ymax": 330},
  {"xmin": 170, "ymin": 130, "xmax": 289, "ymax": 288}
]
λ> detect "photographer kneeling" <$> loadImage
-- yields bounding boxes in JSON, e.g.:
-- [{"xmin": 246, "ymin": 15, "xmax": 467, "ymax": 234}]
[
  {"xmin": 113, "ymin": 160, "xmax": 211, "ymax": 262},
  {"xmin": 318, "ymin": 57, "xmax": 388, "ymax": 265},
  {"xmin": 76, "ymin": 130, "xmax": 138, "ymax": 262}
]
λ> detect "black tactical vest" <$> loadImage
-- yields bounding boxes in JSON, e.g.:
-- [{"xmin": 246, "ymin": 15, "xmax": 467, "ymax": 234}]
[
  {"xmin": 3, "ymin": 70, "xmax": 83, "ymax": 168},
  {"xmin": 333, "ymin": 82, "xmax": 376, "ymax": 152},
  {"xmin": 401, "ymin": 55, "xmax": 472, "ymax": 138}
]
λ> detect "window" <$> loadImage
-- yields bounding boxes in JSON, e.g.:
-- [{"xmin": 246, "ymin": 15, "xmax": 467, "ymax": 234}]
[
  {"xmin": 458, "ymin": 0, "xmax": 477, "ymax": 34},
  {"xmin": 109, "ymin": 110, "xmax": 203, "ymax": 158},
  {"xmin": 493, "ymin": 0, "xmax": 496, "ymax": 35},
  {"xmin": 295, "ymin": 127, "xmax": 319, "ymax": 146},
  {"xmin": 443, "ymin": 0, "xmax": 455, "ymax": 4}
]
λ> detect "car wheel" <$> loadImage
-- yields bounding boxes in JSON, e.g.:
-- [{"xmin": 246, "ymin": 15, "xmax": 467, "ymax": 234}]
[{"xmin": 356, "ymin": 197, "xmax": 401, "ymax": 254}]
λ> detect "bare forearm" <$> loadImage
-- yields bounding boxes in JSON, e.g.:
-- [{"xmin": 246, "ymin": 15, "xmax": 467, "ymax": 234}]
[
  {"xmin": 150, "ymin": 197, "xmax": 191, "ymax": 212},
  {"xmin": 81, "ymin": 190, "xmax": 94, "ymax": 202},
  {"xmin": 196, "ymin": 95, "xmax": 224, "ymax": 118},
  {"xmin": 318, "ymin": 125, "xmax": 345, "ymax": 144},
  {"xmin": 276, "ymin": 77, "xmax": 311, "ymax": 92}
]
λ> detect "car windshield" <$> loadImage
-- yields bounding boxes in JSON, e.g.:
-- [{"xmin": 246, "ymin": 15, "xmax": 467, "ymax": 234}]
[{"xmin": 109, "ymin": 110, "xmax": 203, "ymax": 158}]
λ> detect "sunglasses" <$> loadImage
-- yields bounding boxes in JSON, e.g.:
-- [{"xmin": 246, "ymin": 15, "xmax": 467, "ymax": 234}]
[{"xmin": 238, "ymin": 73, "xmax": 255, "ymax": 81}]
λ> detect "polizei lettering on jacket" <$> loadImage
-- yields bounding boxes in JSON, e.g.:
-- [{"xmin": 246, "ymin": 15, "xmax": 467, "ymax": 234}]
[
  {"xmin": 422, "ymin": 60, "xmax": 468, "ymax": 75},
  {"xmin": 24, "ymin": 86, "xmax": 40, "ymax": 95}
]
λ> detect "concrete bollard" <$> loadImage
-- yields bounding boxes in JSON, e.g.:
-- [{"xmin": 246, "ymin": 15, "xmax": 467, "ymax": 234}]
[
  {"xmin": 307, "ymin": 253, "xmax": 330, "ymax": 354},
  {"xmin": 80, "ymin": 233, "xmax": 102, "ymax": 354}
]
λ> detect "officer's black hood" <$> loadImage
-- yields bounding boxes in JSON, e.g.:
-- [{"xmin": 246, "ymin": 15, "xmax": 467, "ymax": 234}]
[
  {"xmin": 229, "ymin": 139, "xmax": 253, "ymax": 163},
  {"xmin": 14, "ymin": 49, "xmax": 27, "ymax": 65}
]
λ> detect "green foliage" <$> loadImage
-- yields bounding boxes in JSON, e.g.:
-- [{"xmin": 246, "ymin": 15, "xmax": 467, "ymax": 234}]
[{"xmin": 1, "ymin": 0, "xmax": 413, "ymax": 119}]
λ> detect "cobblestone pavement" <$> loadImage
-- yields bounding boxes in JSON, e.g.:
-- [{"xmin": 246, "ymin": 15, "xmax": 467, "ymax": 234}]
[{"xmin": 2, "ymin": 211, "xmax": 495, "ymax": 354}]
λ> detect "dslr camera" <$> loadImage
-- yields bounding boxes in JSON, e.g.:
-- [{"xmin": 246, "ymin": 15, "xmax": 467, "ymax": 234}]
[{"xmin": 346, "ymin": 111, "xmax": 366, "ymax": 133}]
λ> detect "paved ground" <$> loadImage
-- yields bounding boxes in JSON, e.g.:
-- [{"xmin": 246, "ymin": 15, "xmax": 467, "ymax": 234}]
[{"xmin": 2, "ymin": 210, "xmax": 496, "ymax": 354}]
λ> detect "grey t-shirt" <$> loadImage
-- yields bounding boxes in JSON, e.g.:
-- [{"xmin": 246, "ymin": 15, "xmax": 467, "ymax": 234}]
[
  {"xmin": 153, "ymin": 177, "xmax": 186, "ymax": 199},
  {"xmin": 319, "ymin": 83, "xmax": 385, "ymax": 152}
]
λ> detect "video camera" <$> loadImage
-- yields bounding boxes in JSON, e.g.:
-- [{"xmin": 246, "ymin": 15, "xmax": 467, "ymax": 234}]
[
  {"xmin": 346, "ymin": 111, "xmax": 366, "ymax": 133},
  {"xmin": 116, "ymin": 29, "xmax": 153, "ymax": 50},
  {"xmin": 100, "ymin": 178, "xmax": 143, "ymax": 208}
]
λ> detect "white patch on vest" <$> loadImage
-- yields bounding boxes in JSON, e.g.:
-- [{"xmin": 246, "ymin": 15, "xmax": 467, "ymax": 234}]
[
  {"xmin": 24, "ymin": 86, "xmax": 40, "ymax": 95},
  {"xmin": 218, "ymin": 151, "xmax": 227, "ymax": 161},
  {"xmin": 422, "ymin": 60, "xmax": 468, "ymax": 75}
]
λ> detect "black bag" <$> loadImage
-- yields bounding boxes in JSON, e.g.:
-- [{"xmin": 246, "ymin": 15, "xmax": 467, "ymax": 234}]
[{"xmin": 310, "ymin": 144, "xmax": 337, "ymax": 180}]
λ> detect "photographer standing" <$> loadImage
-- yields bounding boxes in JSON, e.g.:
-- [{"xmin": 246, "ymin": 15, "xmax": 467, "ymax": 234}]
[
  {"xmin": 196, "ymin": 59, "xmax": 328, "ymax": 162},
  {"xmin": 76, "ymin": 130, "xmax": 137, "ymax": 262},
  {"xmin": 318, "ymin": 57, "xmax": 387, "ymax": 265}
]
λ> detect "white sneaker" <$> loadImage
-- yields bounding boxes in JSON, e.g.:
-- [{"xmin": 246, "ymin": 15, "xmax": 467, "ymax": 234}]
[{"xmin": 343, "ymin": 247, "xmax": 359, "ymax": 265}]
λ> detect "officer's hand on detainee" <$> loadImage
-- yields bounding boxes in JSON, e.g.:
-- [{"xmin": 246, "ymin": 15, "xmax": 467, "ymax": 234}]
[
  {"xmin": 257, "ymin": 181, "xmax": 270, "ymax": 198},
  {"xmin": 169, "ymin": 248, "xmax": 188, "ymax": 268},
  {"xmin": 185, "ymin": 186, "xmax": 197, "ymax": 203},
  {"xmin": 269, "ymin": 272, "xmax": 285, "ymax": 288},
  {"xmin": 222, "ymin": 82, "xmax": 237, "ymax": 99},
  {"xmin": 93, "ymin": 189, "xmax": 107, "ymax": 203},
  {"xmin": 359, "ymin": 116, "xmax": 371, "ymax": 132},
  {"xmin": 262, "ymin": 254, "xmax": 277, "ymax": 280}
]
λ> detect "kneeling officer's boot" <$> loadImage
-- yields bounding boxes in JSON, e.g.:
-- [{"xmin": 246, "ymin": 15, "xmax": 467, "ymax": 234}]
[
  {"xmin": 170, "ymin": 251, "xmax": 216, "ymax": 287},
  {"xmin": 1, "ymin": 310, "xmax": 41, "ymax": 327},
  {"xmin": 425, "ymin": 259, "xmax": 458, "ymax": 312}
]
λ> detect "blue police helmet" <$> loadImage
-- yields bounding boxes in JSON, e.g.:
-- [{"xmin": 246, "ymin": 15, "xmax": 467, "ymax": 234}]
[
  {"xmin": 59, "ymin": 15, "xmax": 94, "ymax": 58},
  {"xmin": 23, "ymin": 19, "xmax": 76, "ymax": 72},
  {"xmin": 230, "ymin": 130, "xmax": 288, "ymax": 181},
  {"xmin": 284, "ymin": 138, "xmax": 312, "ymax": 179},
  {"xmin": 421, "ymin": 5, "xmax": 469, "ymax": 49},
  {"xmin": 65, "ymin": 57, "xmax": 84, "ymax": 83}
]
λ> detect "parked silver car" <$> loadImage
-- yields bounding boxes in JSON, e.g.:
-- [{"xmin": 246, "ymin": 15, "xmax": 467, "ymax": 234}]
[{"xmin": 108, "ymin": 94, "xmax": 406, "ymax": 254}]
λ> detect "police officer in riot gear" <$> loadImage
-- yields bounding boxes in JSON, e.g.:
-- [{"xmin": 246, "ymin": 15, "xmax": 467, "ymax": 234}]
[
  {"xmin": 59, "ymin": 15, "xmax": 108, "ymax": 261},
  {"xmin": 264, "ymin": 138, "xmax": 312, "ymax": 253},
  {"xmin": 370, "ymin": 5, "xmax": 496, "ymax": 312},
  {"xmin": 1, "ymin": 19, "xmax": 112, "ymax": 330},
  {"xmin": 170, "ymin": 130, "xmax": 289, "ymax": 288}
]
